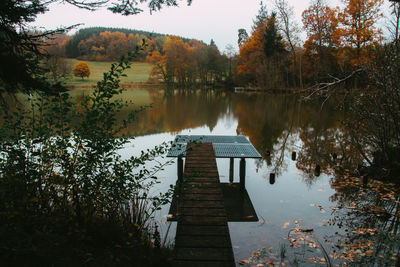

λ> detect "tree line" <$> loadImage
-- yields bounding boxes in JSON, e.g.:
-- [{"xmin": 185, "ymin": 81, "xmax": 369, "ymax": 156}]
[
  {"xmin": 146, "ymin": 37, "xmax": 229, "ymax": 87},
  {"xmin": 235, "ymin": 0, "xmax": 398, "ymax": 90},
  {"xmin": 63, "ymin": 27, "xmax": 189, "ymax": 61},
  {"xmin": 45, "ymin": 27, "xmax": 231, "ymax": 87}
]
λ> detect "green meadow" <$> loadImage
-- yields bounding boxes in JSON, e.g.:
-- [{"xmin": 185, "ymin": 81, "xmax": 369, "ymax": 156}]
[{"xmin": 65, "ymin": 59, "xmax": 153, "ymax": 85}]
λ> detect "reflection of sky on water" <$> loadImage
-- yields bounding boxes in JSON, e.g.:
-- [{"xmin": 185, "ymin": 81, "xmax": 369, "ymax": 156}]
[{"xmin": 119, "ymin": 105, "xmax": 340, "ymax": 263}]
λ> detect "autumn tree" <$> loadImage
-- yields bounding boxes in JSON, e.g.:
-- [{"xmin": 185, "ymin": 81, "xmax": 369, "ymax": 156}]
[
  {"xmin": 237, "ymin": 3, "xmax": 267, "ymax": 84},
  {"xmin": 302, "ymin": 0, "xmax": 338, "ymax": 81},
  {"xmin": 146, "ymin": 36, "xmax": 228, "ymax": 88},
  {"xmin": 165, "ymin": 36, "xmax": 194, "ymax": 86},
  {"xmin": 337, "ymin": 0, "xmax": 383, "ymax": 65},
  {"xmin": 146, "ymin": 36, "xmax": 192, "ymax": 86},
  {"xmin": 238, "ymin": 3, "xmax": 288, "ymax": 89},
  {"xmin": 73, "ymin": 61, "xmax": 91, "ymax": 79},
  {"xmin": 237, "ymin": 23, "xmax": 266, "ymax": 84},
  {"xmin": 146, "ymin": 51, "xmax": 168, "ymax": 83}
]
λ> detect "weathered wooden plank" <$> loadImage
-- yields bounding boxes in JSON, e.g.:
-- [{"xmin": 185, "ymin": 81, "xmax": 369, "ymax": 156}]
[
  {"xmin": 185, "ymin": 160, "xmax": 217, "ymax": 165},
  {"xmin": 174, "ymin": 142, "xmax": 235, "ymax": 267},
  {"xmin": 183, "ymin": 182, "xmax": 220, "ymax": 188},
  {"xmin": 184, "ymin": 168, "xmax": 219, "ymax": 174},
  {"xmin": 175, "ymin": 235, "xmax": 232, "ymax": 248},
  {"xmin": 173, "ymin": 260, "xmax": 234, "ymax": 267},
  {"xmin": 180, "ymin": 194, "xmax": 224, "ymax": 201},
  {"xmin": 180, "ymin": 200, "xmax": 225, "ymax": 208},
  {"xmin": 179, "ymin": 207, "xmax": 226, "ymax": 217},
  {"xmin": 182, "ymin": 187, "xmax": 221, "ymax": 194},
  {"xmin": 177, "ymin": 225, "xmax": 230, "ymax": 236},
  {"xmin": 178, "ymin": 215, "xmax": 228, "ymax": 225},
  {"xmin": 182, "ymin": 178, "xmax": 218, "ymax": 183},
  {"xmin": 175, "ymin": 248, "xmax": 234, "ymax": 261},
  {"xmin": 185, "ymin": 161, "xmax": 218, "ymax": 166}
]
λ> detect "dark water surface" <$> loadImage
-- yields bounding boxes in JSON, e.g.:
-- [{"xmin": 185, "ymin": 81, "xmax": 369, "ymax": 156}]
[{"xmin": 71, "ymin": 88, "xmax": 400, "ymax": 266}]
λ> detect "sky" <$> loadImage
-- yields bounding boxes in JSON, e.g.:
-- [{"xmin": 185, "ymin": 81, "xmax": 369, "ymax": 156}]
[{"xmin": 31, "ymin": 0, "xmax": 392, "ymax": 53}]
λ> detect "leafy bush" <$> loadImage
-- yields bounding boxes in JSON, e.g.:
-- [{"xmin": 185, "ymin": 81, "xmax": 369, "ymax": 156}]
[{"xmin": 0, "ymin": 56, "xmax": 173, "ymax": 266}]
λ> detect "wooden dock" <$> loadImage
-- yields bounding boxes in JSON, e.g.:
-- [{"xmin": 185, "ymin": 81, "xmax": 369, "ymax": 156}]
[{"xmin": 173, "ymin": 142, "xmax": 235, "ymax": 267}]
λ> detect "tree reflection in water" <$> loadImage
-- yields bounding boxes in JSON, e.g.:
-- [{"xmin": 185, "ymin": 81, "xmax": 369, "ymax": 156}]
[
  {"xmin": 72, "ymin": 88, "xmax": 399, "ymax": 265},
  {"xmin": 328, "ymin": 174, "xmax": 400, "ymax": 266},
  {"xmin": 233, "ymin": 93, "xmax": 399, "ymax": 265}
]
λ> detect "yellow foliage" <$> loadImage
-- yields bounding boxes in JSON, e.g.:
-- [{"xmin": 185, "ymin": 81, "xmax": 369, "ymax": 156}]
[{"xmin": 73, "ymin": 61, "xmax": 90, "ymax": 79}]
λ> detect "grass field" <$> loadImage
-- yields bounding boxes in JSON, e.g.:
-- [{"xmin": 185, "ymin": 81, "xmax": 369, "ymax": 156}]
[{"xmin": 65, "ymin": 59, "xmax": 153, "ymax": 85}]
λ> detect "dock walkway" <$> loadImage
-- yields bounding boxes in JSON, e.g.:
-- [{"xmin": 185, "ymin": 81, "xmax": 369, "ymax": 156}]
[{"xmin": 173, "ymin": 142, "xmax": 235, "ymax": 267}]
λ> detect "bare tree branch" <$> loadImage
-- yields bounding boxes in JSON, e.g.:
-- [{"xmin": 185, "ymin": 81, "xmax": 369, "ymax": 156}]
[{"xmin": 301, "ymin": 68, "xmax": 363, "ymax": 101}]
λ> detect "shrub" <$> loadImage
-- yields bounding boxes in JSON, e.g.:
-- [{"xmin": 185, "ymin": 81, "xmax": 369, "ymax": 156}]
[{"xmin": 0, "ymin": 56, "xmax": 173, "ymax": 266}]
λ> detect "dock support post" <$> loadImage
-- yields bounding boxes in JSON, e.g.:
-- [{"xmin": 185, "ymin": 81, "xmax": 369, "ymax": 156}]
[
  {"xmin": 229, "ymin": 158, "xmax": 234, "ymax": 183},
  {"xmin": 177, "ymin": 157, "xmax": 183, "ymax": 183},
  {"xmin": 240, "ymin": 158, "xmax": 246, "ymax": 191}
]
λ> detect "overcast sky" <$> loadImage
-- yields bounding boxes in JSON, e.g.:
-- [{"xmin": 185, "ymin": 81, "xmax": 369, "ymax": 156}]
[{"xmin": 31, "ymin": 0, "xmax": 391, "ymax": 53}]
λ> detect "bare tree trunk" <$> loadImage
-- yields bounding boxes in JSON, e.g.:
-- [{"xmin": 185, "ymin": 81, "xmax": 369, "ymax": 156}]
[
  {"xmin": 274, "ymin": 0, "xmax": 300, "ymax": 88},
  {"xmin": 299, "ymin": 51, "xmax": 303, "ymax": 89}
]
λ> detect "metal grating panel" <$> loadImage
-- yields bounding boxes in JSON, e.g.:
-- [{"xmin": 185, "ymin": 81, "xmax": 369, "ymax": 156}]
[
  {"xmin": 174, "ymin": 135, "xmax": 250, "ymax": 144},
  {"xmin": 167, "ymin": 143, "xmax": 187, "ymax": 157},
  {"xmin": 167, "ymin": 135, "xmax": 262, "ymax": 158},
  {"xmin": 213, "ymin": 143, "xmax": 261, "ymax": 158}
]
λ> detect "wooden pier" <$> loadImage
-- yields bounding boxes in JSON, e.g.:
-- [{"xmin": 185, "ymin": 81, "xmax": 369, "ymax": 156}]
[{"xmin": 173, "ymin": 142, "xmax": 235, "ymax": 267}]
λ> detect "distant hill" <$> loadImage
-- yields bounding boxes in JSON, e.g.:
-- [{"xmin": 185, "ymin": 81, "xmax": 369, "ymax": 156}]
[{"xmin": 65, "ymin": 27, "xmax": 190, "ymax": 58}]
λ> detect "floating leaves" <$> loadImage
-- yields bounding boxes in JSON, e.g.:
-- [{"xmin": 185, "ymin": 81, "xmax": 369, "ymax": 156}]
[
  {"xmin": 294, "ymin": 219, "xmax": 302, "ymax": 224},
  {"xmin": 238, "ymin": 259, "xmax": 249, "ymax": 265},
  {"xmin": 310, "ymin": 203, "xmax": 326, "ymax": 213},
  {"xmin": 238, "ymin": 246, "xmax": 287, "ymax": 267},
  {"xmin": 281, "ymin": 220, "xmax": 290, "ymax": 229},
  {"xmin": 258, "ymin": 216, "xmax": 270, "ymax": 226}
]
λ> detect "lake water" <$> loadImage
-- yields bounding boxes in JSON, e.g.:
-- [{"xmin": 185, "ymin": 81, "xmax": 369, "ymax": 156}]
[{"xmin": 71, "ymin": 88, "xmax": 399, "ymax": 266}]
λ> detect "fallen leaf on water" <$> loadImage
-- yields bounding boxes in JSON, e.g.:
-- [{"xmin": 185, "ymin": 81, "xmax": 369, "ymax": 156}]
[
  {"xmin": 238, "ymin": 260, "xmax": 249, "ymax": 265},
  {"xmin": 294, "ymin": 219, "xmax": 303, "ymax": 224},
  {"xmin": 282, "ymin": 220, "xmax": 290, "ymax": 229},
  {"xmin": 311, "ymin": 203, "xmax": 326, "ymax": 213},
  {"xmin": 328, "ymin": 206, "xmax": 338, "ymax": 211}
]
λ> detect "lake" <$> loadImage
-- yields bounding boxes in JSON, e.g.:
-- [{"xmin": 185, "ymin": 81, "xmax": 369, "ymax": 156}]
[{"xmin": 71, "ymin": 88, "xmax": 400, "ymax": 266}]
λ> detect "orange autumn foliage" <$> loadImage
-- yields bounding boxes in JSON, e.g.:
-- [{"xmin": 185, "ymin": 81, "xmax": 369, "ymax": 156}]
[
  {"xmin": 338, "ymin": 0, "xmax": 383, "ymax": 65},
  {"xmin": 302, "ymin": 0, "xmax": 339, "ymax": 78},
  {"xmin": 73, "ymin": 61, "xmax": 90, "ymax": 79},
  {"xmin": 302, "ymin": 0, "xmax": 339, "ymax": 52},
  {"xmin": 237, "ymin": 28, "xmax": 265, "ymax": 76}
]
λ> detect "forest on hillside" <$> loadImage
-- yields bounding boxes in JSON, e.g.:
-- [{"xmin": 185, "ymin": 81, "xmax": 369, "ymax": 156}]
[
  {"xmin": 46, "ymin": 27, "xmax": 230, "ymax": 87},
  {"xmin": 44, "ymin": 0, "xmax": 400, "ymax": 90}
]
